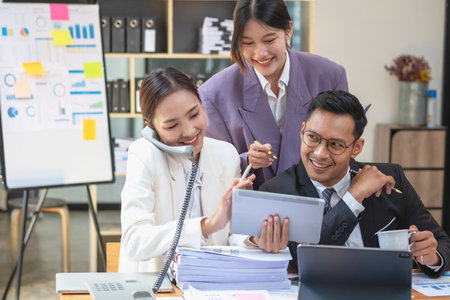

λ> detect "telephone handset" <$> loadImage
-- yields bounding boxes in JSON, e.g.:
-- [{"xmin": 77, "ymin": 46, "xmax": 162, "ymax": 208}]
[
  {"xmin": 141, "ymin": 126, "xmax": 195, "ymax": 159},
  {"xmin": 141, "ymin": 126, "xmax": 198, "ymax": 294}
]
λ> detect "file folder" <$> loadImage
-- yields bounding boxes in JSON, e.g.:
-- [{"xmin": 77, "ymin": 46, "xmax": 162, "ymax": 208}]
[
  {"xmin": 106, "ymin": 81, "xmax": 112, "ymax": 113},
  {"xmin": 119, "ymin": 80, "xmax": 130, "ymax": 113},
  {"xmin": 111, "ymin": 80, "xmax": 120, "ymax": 112},
  {"xmin": 101, "ymin": 16, "xmax": 110, "ymax": 53},
  {"xmin": 126, "ymin": 17, "xmax": 141, "ymax": 53},
  {"xmin": 135, "ymin": 77, "xmax": 143, "ymax": 113},
  {"xmin": 142, "ymin": 17, "xmax": 156, "ymax": 52},
  {"xmin": 111, "ymin": 16, "xmax": 125, "ymax": 53}
]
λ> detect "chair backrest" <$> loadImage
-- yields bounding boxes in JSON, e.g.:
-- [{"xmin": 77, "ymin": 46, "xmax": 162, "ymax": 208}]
[{"xmin": 106, "ymin": 242, "xmax": 121, "ymax": 272}]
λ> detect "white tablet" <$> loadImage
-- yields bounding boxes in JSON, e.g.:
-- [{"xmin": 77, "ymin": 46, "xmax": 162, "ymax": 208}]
[{"xmin": 231, "ymin": 189, "xmax": 324, "ymax": 243}]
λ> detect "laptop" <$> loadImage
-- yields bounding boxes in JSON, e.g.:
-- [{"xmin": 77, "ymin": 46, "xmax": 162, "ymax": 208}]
[
  {"xmin": 55, "ymin": 272, "xmax": 173, "ymax": 294},
  {"xmin": 296, "ymin": 244, "xmax": 412, "ymax": 300},
  {"xmin": 231, "ymin": 189, "xmax": 324, "ymax": 243}
]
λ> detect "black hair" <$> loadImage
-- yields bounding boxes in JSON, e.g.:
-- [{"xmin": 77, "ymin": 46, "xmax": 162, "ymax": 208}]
[
  {"xmin": 140, "ymin": 67, "xmax": 200, "ymax": 127},
  {"xmin": 231, "ymin": 0, "xmax": 292, "ymax": 71},
  {"xmin": 305, "ymin": 90, "xmax": 368, "ymax": 139}
]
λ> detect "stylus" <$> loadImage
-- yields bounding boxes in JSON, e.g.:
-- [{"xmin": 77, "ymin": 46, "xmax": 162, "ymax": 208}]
[{"xmin": 239, "ymin": 164, "xmax": 252, "ymax": 184}]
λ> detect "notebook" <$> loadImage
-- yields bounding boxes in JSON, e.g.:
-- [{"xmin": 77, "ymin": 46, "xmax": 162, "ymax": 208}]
[
  {"xmin": 296, "ymin": 244, "xmax": 412, "ymax": 300},
  {"xmin": 231, "ymin": 189, "xmax": 324, "ymax": 243},
  {"xmin": 55, "ymin": 272, "xmax": 173, "ymax": 294}
]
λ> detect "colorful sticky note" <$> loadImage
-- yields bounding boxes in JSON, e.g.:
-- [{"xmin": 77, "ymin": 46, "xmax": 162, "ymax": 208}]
[
  {"xmin": 83, "ymin": 119, "xmax": 96, "ymax": 141},
  {"xmin": 51, "ymin": 30, "xmax": 73, "ymax": 46},
  {"xmin": 23, "ymin": 62, "xmax": 46, "ymax": 75},
  {"xmin": 13, "ymin": 81, "xmax": 31, "ymax": 99},
  {"xmin": 83, "ymin": 62, "xmax": 103, "ymax": 79},
  {"xmin": 50, "ymin": 4, "xmax": 69, "ymax": 21},
  {"xmin": 236, "ymin": 294, "xmax": 267, "ymax": 300}
]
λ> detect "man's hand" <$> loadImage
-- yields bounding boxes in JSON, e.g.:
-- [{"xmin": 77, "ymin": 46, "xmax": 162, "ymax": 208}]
[
  {"xmin": 409, "ymin": 225, "xmax": 441, "ymax": 266},
  {"xmin": 248, "ymin": 141, "xmax": 274, "ymax": 169},
  {"xmin": 348, "ymin": 165, "xmax": 395, "ymax": 203},
  {"xmin": 250, "ymin": 215, "xmax": 289, "ymax": 253}
]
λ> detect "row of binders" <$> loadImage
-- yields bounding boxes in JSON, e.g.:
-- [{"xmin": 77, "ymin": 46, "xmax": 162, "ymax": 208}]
[
  {"xmin": 170, "ymin": 246, "xmax": 291, "ymax": 291},
  {"xmin": 106, "ymin": 79, "xmax": 130, "ymax": 113},
  {"xmin": 199, "ymin": 17, "xmax": 233, "ymax": 55},
  {"xmin": 101, "ymin": 16, "xmax": 156, "ymax": 53}
]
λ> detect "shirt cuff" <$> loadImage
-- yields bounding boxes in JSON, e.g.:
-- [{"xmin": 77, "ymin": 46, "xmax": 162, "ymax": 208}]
[
  {"xmin": 342, "ymin": 192, "xmax": 365, "ymax": 217},
  {"xmin": 426, "ymin": 250, "xmax": 444, "ymax": 271}
]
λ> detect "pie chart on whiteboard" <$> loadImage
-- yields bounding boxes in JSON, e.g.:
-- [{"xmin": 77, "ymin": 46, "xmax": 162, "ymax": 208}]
[{"xmin": 8, "ymin": 107, "xmax": 18, "ymax": 118}]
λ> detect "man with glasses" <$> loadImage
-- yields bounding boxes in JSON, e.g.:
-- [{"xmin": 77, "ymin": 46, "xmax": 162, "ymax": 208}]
[{"xmin": 258, "ymin": 90, "xmax": 450, "ymax": 277}]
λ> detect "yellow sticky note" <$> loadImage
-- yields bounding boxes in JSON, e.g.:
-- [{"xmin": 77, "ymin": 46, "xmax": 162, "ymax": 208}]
[
  {"xmin": 51, "ymin": 30, "xmax": 73, "ymax": 46},
  {"xmin": 13, "ymin": 81, "xmax": 31, "ymax": 99},
  {"xmin": 23, "ymin": 62, "xmax": 46, "ymax": 75},
  {"xmin": 83, "ymin": 119, "xmax": 96, "ymax": 141},
  {"xmin": 83, "ymin": 62, "xmax": 103, "ymax": 79}
]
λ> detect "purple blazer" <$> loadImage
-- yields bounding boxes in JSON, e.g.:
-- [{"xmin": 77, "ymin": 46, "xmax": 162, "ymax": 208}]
[{"xmin": 199, "ymin": 48, "xmax": 348, "ymax": 187}]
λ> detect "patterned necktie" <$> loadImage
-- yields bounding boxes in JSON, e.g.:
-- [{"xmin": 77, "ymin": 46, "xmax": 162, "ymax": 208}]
[{"xmin": 322, "ymin": 187, "xmax": 335, "ymax": 214}]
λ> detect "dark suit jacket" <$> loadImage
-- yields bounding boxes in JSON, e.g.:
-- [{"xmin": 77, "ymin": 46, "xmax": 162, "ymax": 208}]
[
  {"xmin": 260, "ymin": 158, "xmax": 450, "ymax": 277},
  {"xmin": 199, "ymin": 48, "xmax": 348, "ymax": 187}
]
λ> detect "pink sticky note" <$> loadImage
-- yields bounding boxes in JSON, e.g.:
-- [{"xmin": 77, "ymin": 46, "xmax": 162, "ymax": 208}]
[
  {"xmin": 50, "ymin": 4, "xmax": 69, "ymax": 21},
  {"xmin": 236, "ymin": 294, "xmax": 267, "ymax": 300}
]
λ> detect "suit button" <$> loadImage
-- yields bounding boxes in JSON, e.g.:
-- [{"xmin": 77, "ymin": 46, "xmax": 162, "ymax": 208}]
[
  {"xmin": 342, "ymin": 222, "xmax": 348, "ymax": 228},
  {"xmin": 335, "ymin": 231, "xmax": 341, "ymax": 237},
  {"xmin": 332, "ymin": 235, "xmax": 337, "ymax": 241},
  {"xmin": 339, "ymin": 227, "xmax": 345, "ymax": 233}
]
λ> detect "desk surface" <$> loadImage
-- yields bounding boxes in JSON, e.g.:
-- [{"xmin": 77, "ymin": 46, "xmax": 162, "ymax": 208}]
[{"xmin": 59, "ymin": 287, "xmax": 448, "ymax": 300}]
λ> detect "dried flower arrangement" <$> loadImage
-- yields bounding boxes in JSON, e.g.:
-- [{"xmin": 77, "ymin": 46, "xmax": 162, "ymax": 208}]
[{"xmin": 385, "ymin": 55, "xmax": 431, "ymax": 83}]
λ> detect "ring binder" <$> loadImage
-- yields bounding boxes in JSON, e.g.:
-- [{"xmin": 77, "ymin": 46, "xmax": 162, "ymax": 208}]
[
  {"xmin": 142, "ymin": 17, "xmax": 156, "ymax": 53},
  {"xmin": 126, "ymin": 17, "xmax": 141, "ymax": 53},
  {"xmin": 101, "ymin": 16, "xmax": 111, "ymax": 53},
  {"xmin": 111, "ymin": 16, "xmax": 125, "ymax": 53}
]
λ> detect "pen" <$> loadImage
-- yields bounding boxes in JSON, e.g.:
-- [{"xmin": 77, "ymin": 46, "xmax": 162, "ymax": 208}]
[
  {"xmin": 254, "ymin": 140, "xmax": 278, "ymax": 159},
  {"xmin": 349, "ymin": 169, "xmax": 402, "ymax": 194}
]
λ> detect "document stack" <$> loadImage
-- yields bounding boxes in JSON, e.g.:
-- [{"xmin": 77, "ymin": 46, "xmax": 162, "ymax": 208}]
[
  {"xmin": 199, "ymin": 17, "xmax": 233, "ymax": 55},
  {"xmin": 170, "ymin": 246, "xmax": 291, "ymax": 291},
  {"xmin": 113, "ymin": 137, "xmax": 135, "ymax": 175}
]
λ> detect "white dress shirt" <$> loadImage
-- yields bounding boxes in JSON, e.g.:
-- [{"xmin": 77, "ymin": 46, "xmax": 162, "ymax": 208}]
[{"xmin": 254, "ymin": 49, "xmax": 290, "ymax": 134}]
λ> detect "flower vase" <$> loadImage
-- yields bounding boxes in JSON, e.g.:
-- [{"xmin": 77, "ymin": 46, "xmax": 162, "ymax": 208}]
[{"xmin": 398, "ymin": 81, "xmax": 428, "ymax": 126}]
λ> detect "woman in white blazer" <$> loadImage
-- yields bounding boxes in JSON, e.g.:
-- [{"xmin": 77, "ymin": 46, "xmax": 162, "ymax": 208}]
[{"xmin": 119, "ymin": 67, "xmax": 254, "ymax": 272}]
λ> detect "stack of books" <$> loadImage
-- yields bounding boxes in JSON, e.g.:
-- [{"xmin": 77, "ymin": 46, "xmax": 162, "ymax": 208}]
[
  {"xmin": 199, "ymin": 17, "xmax": 233, "ymax": 55},
  {"xmin": 170, "ymin": 246, "xmax": 291, "ymax": 291},
  {"xmin": 113, "ymin": 137, "xmax": 135, "ymax": 175}
]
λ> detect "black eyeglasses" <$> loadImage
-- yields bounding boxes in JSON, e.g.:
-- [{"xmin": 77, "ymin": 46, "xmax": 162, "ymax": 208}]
[{"xmin": 301, "ymin": 130, "xmax": 357, "ymax": 155}]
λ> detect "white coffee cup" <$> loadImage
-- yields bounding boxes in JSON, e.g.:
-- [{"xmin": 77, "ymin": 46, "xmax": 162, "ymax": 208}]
[{"xmin": 376, "ymin": 229, "xmax": 414, "ymax": 251}]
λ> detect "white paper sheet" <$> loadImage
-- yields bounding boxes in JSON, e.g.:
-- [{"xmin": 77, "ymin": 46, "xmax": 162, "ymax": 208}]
[{"xmin": 412, "ymin": 272, "xmax": 450, "ymax": 297}]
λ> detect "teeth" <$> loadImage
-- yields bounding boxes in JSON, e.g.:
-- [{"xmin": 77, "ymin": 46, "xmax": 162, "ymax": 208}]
[
  {"xmin": 259, "ymin": 58, "xmax": 272, "ymax": 64},
  {"xmin": 182, "ymin": 136, "xmax": 196, "ymax": 144},
  {"xmin": 312, "ymin": 160, "xmax": 329, "ymax": 168}
]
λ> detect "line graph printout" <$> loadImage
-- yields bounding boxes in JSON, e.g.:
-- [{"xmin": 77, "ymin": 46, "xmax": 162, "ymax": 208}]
[{"xmin": 0, "ymin": 3, "xmax": 113, "ymax": 189}]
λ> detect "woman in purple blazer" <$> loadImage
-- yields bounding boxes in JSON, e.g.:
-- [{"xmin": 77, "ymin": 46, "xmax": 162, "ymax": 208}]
[{"xmin": 199, "ymin": 0, "xmax": 348, "ymax": 188}]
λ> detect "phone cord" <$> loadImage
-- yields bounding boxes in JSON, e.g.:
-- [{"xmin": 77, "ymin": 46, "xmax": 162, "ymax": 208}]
[{"xmin": 152, "ymin": 160, "xmax": 198, "ymax": 294}]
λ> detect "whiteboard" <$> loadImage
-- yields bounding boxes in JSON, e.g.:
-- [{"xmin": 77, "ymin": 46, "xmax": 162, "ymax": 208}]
[{"xmin": 0, "ymin": 3, "xmax": 114, "ymax": 190}]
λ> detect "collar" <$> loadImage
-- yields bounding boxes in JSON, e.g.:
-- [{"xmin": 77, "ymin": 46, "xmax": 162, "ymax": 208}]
[
  {"xmin": 254, "ymin": 49, "xmax": 290, "ymax": 92},
  {"xmin": 171, "ymin": 152, "xmax": 204, "ymax": 183},
  {"xmin": 310, "ymin": 166, "xmax": 351, "ymax": 199}
]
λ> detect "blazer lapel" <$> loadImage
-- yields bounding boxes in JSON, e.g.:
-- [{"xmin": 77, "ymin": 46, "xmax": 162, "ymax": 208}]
[
  {"xmin": 167, "ymin": 154, "xmax": 187, "ymax": 219},
  {"xmin": 278, "ymin": 49, "xmax": 313, "ymax": 173},
  {"xmin": 238, "ymin": 68, "xmax": 281, "ymax": 175},
  {"xmin": 200, "ymin": 145, "xmax": 226, "ymax": 216},
  {"xmin": 297, "ymin": 160, "xmax": 320, "ymax": 198}
]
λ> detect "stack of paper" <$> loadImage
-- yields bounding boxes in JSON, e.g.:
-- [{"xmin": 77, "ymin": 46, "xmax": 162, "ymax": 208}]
[
  {"xmin": 170, "ymin": 246, "xmax": 291, "ymax": 291},
  {"xmin": 199, "ymin": 17, "xmax": 233, "ymax": 55},
  {"xmin": 113, "ymin": 137, "xmax": 135, "ymax": 175}
]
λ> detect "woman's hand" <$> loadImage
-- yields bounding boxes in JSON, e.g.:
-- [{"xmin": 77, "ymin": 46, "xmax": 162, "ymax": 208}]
[
  {"xmin": 201, "ymin": 174, "xmax": 256, "ymax": 237},
  {"xmin": 248, "ymin": 141, "xmax": 274, "ymax": 169},
  {"xmin": 250, "ymin": 214, "xmax": 289, "ymax": 253}
]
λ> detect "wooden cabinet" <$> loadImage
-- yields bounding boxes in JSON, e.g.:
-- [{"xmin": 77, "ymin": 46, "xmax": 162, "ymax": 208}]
[{"xmin": 374, "ymin": 124, "xmax": 446, "ymax": 225}]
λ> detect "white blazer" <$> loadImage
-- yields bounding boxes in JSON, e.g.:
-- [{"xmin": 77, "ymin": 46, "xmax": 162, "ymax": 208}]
[{"xmin": 118, "ymin": 137, "xmax": 241, "ymax": 272}]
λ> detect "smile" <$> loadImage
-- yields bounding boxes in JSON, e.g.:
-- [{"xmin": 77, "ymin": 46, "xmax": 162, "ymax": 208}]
[
  {"xmin": 310, "ymin": 159, "xmax": 332, "ymax": 170},
  {"xmin": 180, "ymin": 135, "xmax": 198, "ymax": 145},
  {"xmin": 256, "ymin": 57, "xmax": 273, "ymax": 65}
]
